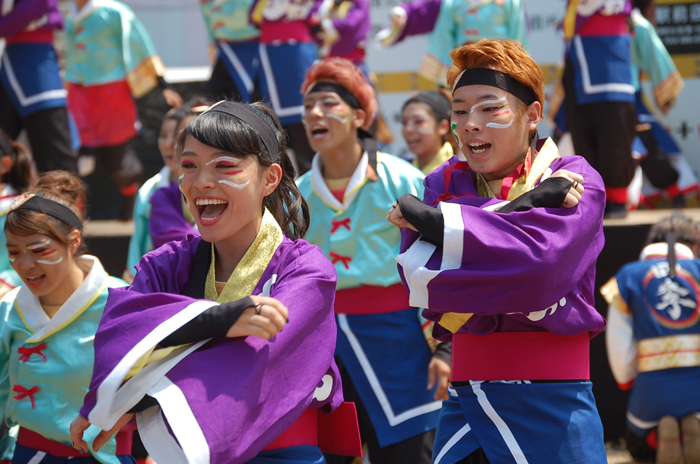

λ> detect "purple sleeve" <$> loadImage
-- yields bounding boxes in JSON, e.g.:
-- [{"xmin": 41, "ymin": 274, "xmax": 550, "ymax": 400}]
[
  {"xmin": 432, "ymin": 157, "xmax": 604, "ymax": 313},
  {"xmin": 328, "ymin": 0, "xmax": 370, "ymax": 56},
  {"xmin": 0, "ymin": 0, "xmax": 62, "ymax": 39},
  {"xmin": 396, "ymin": 0, "xmax": 441, "ymax": 41},
  {"xmin": 149, "ymin": 182, "xmax": 197, "ymax": 249}
]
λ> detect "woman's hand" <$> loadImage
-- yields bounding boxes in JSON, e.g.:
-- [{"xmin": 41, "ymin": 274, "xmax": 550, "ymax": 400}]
[
  {"xmin": 386, "ymin": 202, "xmax": 418, "ymax": 231},
  {"xmin": 70, "ymin": 413, "xmax": 134, "ymax": 453},
  {"xmin": 550, "ymin": 169, "xmax": 584, "ymax": 208},
  {"xmin": 226, "ymin": 296, "xmax": 289, "ymax": 340},
  {"xmin": 162, "ymin": 88, "xmax": 183, "ymax": 108},
  {"xmin": 427, "ymin": 357, "xmax": 450, "ymax": 400}
]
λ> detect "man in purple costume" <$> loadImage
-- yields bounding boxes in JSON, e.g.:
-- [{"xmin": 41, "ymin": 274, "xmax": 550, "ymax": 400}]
[
  {"xmin": 70, "ymin": 101, "xmax": 355, "ymax": 464},
  {"xmin": 388, "ymin": 39, "xmax": 608, "ymax": 463},
  {"xmin": 0, "ymin": 0, "xmax": 78, "ymax": 173}
]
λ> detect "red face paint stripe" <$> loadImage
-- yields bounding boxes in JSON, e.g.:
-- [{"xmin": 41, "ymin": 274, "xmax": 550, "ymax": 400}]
[
  {"xmin": 492, "ymin": 110, "xmax": 510, "ymax": 118},
  {"xmin": 224, "ymin": 170, "xmax": 244, "ymax": 176},
  {"xmin": 40, "ymin": 250, "xmax": 55, "ymax": 256}
]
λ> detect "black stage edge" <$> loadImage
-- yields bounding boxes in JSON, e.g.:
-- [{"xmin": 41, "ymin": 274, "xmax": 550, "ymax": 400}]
[{"xmin": 84, "ymin": 209, "xmax": 700, "ymax": 441}]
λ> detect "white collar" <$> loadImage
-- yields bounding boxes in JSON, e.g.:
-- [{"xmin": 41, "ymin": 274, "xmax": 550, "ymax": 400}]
[
  {"xmin": 310, "ymin": 151, "xmax": 370, "ymax": 213},
  {"xmin": 72, "ymin": 0, "xmax": 105, "ymax": 24},
  {"xmin": 640, "ymin": 242, "xmax": 696, "ymax": 261},
  {"xmin": 157, "ymin": 166, "xmax": 172, "ymax": 189},
  {"xmin": 15, "ymin": 255, "xmax": 109, "ymax": 342}
]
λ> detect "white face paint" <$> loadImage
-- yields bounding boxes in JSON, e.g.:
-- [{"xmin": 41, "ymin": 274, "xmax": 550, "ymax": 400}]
[
  {"xmin": 27, "ymin": 240, "xmax": 51, "ymax": 250},
  {"xmin": 205, "ymin": 156, "xmax": 243, "ymax": 166},
  {"xmin": 469, "ymin": 96, "xmax": 507, "ymax": 114},
  {"xmin": 326, "ymin": 113, "xmax": 348, "ymax": 124},
  {"xmin": 36, "ymin": 256, "xmax": 63, "ymax": 265},
  {"xmin": 8, "ymin": 258, "xmax": 15, "ymax": 263},
  {"xmin": 486, "ymin": 119, "xmax": 514, "ymax": 129},
  {"xmin": 218, "ymin": 180, "xmax": 250, "ymax": 190}
]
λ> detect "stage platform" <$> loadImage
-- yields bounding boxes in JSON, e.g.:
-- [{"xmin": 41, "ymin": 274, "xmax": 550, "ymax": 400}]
[{"xmin": 83, "ymin": 208, "xmax": 700, "ymax": 441}]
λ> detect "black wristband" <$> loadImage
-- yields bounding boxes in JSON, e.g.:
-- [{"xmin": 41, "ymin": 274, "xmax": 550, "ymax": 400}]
[
  {"xmin": 160, "ymin": 296, "xmax": 255, "ymax": 347},
  {"xmin": 433, "ymin": 341, "xmax": 451, "ymax": 367},
  {"xmin": 498, "ymin": 177, "xmax": 573, "ymax": 213},
  {"xmin": 397, "ymin": 194, "xmax": 445, "ymax": 246},
  {"xmin": 157, "ymin": 75, "xmax": 174, "ymax": 92},
  {"xmin": 127, "ymin": 395, "xmax": 158, "ymax": 413}
]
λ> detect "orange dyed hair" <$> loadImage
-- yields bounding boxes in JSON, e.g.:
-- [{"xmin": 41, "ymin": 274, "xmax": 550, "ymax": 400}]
[
  {"xmin": 301, "ymin": 57, "xmax": 377, "ymax": 131},
  {"xmin": 446, "ymin": 39, "xmax": 544, "ymax": 117}
]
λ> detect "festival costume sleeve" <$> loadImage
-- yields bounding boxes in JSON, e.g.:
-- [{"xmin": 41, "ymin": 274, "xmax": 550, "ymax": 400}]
[
  {"xmin": 0, "ymin": 0, "xmax": 53, "ymax": 39},
  {"xmin": 630, "ymin": 11, "xmax": 683, "ymax": 109},
  {"xmin": 601, "ymin": 274, "xmax": 638, "ymax": 390},
  {"xmin": 423, "ymin": 0, "xmax": 455, "ymax": 83},
  {"xmin": 118, "ymin": 6, "xmax": 165, "ymax": 99},
  {"xmin": 398, "ymin": 156, "xmax": 606, "ymax": 338},
  {"xmin": 148, "ymin": 182, "xmax": 196, "ymax": 250},
  {"xmin": 81, "ymin": 237, "xmax": 344, "ymax": 463},
  {"xmin": 509, "ymin": 0, "xmax": 528, "ymax": 49},
  {"xmin": 324, "ymin": 0, "xmax": 370, "ymax": 56},
  {"xmin": 400, "ymin": 0, "xmax": 441, "ymax": 40}
]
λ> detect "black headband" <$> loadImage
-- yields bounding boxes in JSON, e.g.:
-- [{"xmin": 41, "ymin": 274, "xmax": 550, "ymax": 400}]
[
  {"xmin": 452, "ymin": 68, "xmax": 538, "ymax": 106},
  {"xmin": 10, "ymin": 194, "xmax": 83, "ymax": 231},
  {"xmin": 307, "ymin": 81, "xmax": 362, "ymax": 110},
  {"xmin": 404, "ymin": 91, "xmax": 452, "ymax": 122},
  {"xmin": 205, "ymin": 101, "xmax": 281, "ymax": 161}
]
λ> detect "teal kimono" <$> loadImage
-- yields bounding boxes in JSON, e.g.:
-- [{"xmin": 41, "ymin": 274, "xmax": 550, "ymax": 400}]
[
  {"xmin": 298, "ymin": 153, "xmax": 442, "ymax": 447},
  {"xmin": 0, "ymin": 256, "xmax": 126, "ymax": 463},
  {"xmin": 200, "ymin": 0, "xmax": 260, "ymax": 44},
  {"xmin": 422, "ymin": 0, "xmax": 527, "ymax": 85},
  {"xmin": 0, "ymin": 185, "xmax": 21, "ymax": 297},
  {"xmin": 123, "ymin": 167, "xmax": 170, "ymax": 283}
]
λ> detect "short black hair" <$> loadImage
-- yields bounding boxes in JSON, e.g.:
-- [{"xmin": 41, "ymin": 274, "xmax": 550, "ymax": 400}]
[{"xmin": 646, "ymin": 213, "xmax": 700, "ymax": 250}]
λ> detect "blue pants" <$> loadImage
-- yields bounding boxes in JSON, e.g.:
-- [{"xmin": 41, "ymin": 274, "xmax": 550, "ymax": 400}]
[
  {"xmin": 11, "ymin": 443, "xmax": 135, "ymax": 464},
  {"xmin": 433, "ymin": 382, "xmax": 606, "ymax": 464}
]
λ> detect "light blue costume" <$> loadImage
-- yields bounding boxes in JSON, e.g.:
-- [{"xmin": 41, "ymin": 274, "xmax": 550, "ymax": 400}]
[
  {"xmin": 200, "ymin": 0, "xmax": 261, "ymax": 103},
  {"xmin": 422, "ymin": 0, "xmax": 527, "ymax": 85},
  {"xmin": 123, "ymin": 166, "xmax": 169, "ymax": 283},
  {"xmin": 0, "ymin": 185, "xmax": 21, "ymax": 296},
  {"xmin": 630, "ymin": 8, "xmax": 684, "ymax": 159},
  {"xmin": 298, "ymin": 152, "xmax": 443, "ymax": 447},
  {"xmin": 0, "ymin": 256, "xmax": 127, "ymax": 463}
]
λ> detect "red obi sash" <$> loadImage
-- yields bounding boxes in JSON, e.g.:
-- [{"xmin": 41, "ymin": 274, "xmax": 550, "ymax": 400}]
[
  {"xmin": 451, "ymin": 332, "xmax": 590, "ymax": 381},
  {"xmin": 578, "ymin": 14, "xmax": 628, "ymax": 36},
  {"xmin": 263, "ymin": 402, "xmax": 362, "ymax": 457},
  {"xmin": 18, "ymin": 427, "xmax": 133, "ymax": 457},
  {"xmin": 335, "ymin": 284, "xmax": 410, "ymax": 315},
  {"xmin": 259, "ymin": 22, "xmax": 311, "ymax": 44},
  {"xmin": 6, "ymin": 29, "xmax": 53, "ymax": 45}
]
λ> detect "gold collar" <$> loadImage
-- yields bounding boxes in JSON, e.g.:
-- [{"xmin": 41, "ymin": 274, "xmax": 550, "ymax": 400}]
[{"xmin": 205, "ymin": 208, "xmax": 284, "ymax": 303}]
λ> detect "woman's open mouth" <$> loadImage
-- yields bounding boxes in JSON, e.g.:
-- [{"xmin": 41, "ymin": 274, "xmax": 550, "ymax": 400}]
[{"xmin": 196, "ymin": 198, "xmax": 229, "ymax": 223}]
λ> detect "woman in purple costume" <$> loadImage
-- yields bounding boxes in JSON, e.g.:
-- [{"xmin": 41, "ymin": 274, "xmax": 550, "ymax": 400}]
[
  {"xmin": 388, "ymin": 39, "xmax": 608, "ymax": 463},
  {"xmin": 69, "ymin": 101, "xmax": 357, "ymax": 464}
]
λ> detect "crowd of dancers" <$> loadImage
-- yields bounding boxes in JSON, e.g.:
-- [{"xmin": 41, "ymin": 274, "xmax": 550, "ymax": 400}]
[{"xmin": 0, "ymin": 1, "xmax": 699, "ymax": 464}]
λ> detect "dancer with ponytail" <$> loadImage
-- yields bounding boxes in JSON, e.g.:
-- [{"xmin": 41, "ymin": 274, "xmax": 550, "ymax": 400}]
[
  {"xmin": 0, "ymin": 171, "xmax": 133, "ymax": 464},
  {"xmin": 70, "ymin": 100, "xmax": 360, "ymax": 464}
]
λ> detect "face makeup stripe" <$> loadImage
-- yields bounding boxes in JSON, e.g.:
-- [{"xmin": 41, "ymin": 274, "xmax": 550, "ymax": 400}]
[
  {"xmin": 470, "ymin": 97, "xmax": 506, "ymax": 114},
  {"xmin": 40, "ymin": 249, "xmax": 56, "ymax": 256},
  {"xmin": 218, "ymin": 180, "xmax": 250, "ymax": 190},
  {"xmin": 491, "ymin": 110, "xmax": 510, "ymax": 118},
  {"xmin": 326, "ymin": 113, "xmax": 348, "ymax": 124},
  {"xmin": 486, "ymin": 119, "xmax": 514, "ymax": 129},
  {"xmin": 205, "ymin": 156, "xmax": 243, "ymax": 166},
  {"xmin": 223, "ymin": 169, "xmax": 244, "ymax": 176},
  {"xmin": 27, "ymin": 240, "xmax": 50, "ymax": 250},
  {"xmin": 36, "ymin": 257, "xmax": 63, "ymax": 265},
  {"xmin": 451, "ymin": 121, "xmax": 463, "ymax": 149},
  {"xmin": 8, "ymin": 258, "xmax": 15, "ymax": 263}
]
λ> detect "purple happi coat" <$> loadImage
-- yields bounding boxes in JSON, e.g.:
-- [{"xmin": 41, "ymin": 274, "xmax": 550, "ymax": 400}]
[
  {"xmin": 149, "ymin": 181, "xmax": 197, "ymax": 249},
  {"xmin": 397, "ymin": 144, "xmax": 607, "ymax": 341},
  {"xmin": 80, "ymin": 234, "xmax": 343, "ymax": 464}
]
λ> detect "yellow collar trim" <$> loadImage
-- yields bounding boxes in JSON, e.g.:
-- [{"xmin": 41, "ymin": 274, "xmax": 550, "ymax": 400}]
[
  {"xmin": 476, "ymin": 138, "xmax": 560, "ymax": 201},
  {"xmin": 205, "ymin": 208, "xmax": 283, "ymax": 303}
]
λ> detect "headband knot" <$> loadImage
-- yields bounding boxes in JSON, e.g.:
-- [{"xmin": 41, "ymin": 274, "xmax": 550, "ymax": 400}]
[
  {"xmin": 452, "ymin": 68, "xmax": 538, "ymax": 106},
  {"xmin": 204, "ymin": 101, "xmax": 281, "ymax": 162},
  {"xmin": 9, "ymin": 194, "xmax": 83, "ymax": 231}
]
